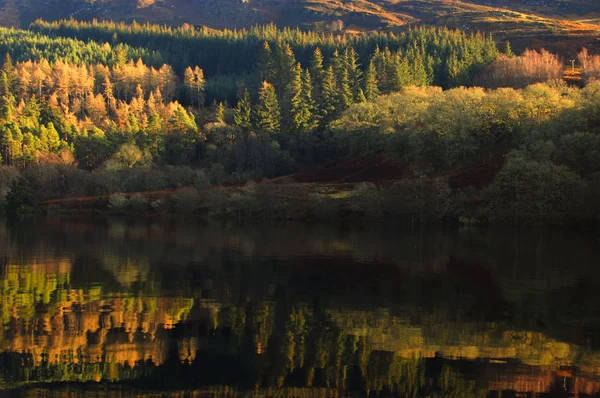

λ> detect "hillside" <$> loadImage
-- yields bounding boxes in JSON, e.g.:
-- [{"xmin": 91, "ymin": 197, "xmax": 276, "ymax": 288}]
[{"xmin": 1, "ymin": 0, "xmax": 599, "ymax": 55}]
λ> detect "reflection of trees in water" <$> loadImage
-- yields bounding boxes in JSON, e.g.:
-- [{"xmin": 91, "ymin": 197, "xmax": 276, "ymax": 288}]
[{"xmin": 0, "ymin": 218, "xmax": 599, "ymax": 394}]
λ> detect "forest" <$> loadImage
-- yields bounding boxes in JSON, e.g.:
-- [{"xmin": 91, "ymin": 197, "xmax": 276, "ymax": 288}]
[{"xmin": 0, "ymin": 20, "xmax": 599, "ymax": 224}]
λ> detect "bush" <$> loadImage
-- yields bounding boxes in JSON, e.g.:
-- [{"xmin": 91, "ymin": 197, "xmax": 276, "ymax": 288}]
[
  {"xmin": 108, "ymin": 193, "xmax": 129, "ymax": 212},
  {"xmin": 349, "ymin": 182, "xmax": 383, "ymax": 219},
  {"xmin": 174, "ymin": 187, "xmax": 201, "ymax": 214},
  {"xmin": 129, "ymin": 193, "xmax": 149, "ymax": 212},
  {"xmin": 492, "ymin": 150, "xmax": 587, "ymax": 222},
  {"xmin": 5, "ymin": 179, "xmax": 35, "ymax": 216}
]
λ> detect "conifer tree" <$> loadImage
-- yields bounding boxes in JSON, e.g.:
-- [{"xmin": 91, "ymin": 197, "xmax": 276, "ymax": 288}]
[
  {"xmin": 184, "ymin": 66, "xmax": 205, "ymax": 111},
  {"xmin": 255, "ymin": 81, "xmax": 281, "ymax": 135},
  {"xmin": 1, "ymin": 54, "xmax": 16, "ymax": 92},
  {"xmin": 319, "ymin": 66, "xmax": 337, "ymax": 124},
  {"xmin": 337, "ymin": 67, "xmax": 353, "ymax": 112},
  {"xmin": 234, "ymin": 89, "xmax": 252, "ymax": 131},
  {"xmin": 216, "ymin": 101, "xmax": 225, "ymax": 124},
  {"xmin": 504, "ymin": 41, "xmax": 515, "ymax": 58},
  {"xmin": 289, "ymin": 63, "xmax": 309, "ymax": 133},
  {"xmin": 364, "ymin": 60, "xmax": 379, "ymax": 102},
  {"xmin": 301, "ymin": 69, "xmax": 318, "ymax": 131},
  {"xmin": 346, "ymin": 47, "xmax": 363, "ymax": 101},
  {"xmin": 257, "ymin": 41, "xmax": 275, "ymax": 83},
  {"xmin": 309, "ymin": 47, "xmax": 325, "ymax": 108},
  {"xmin": 0, "ymin": 72, "xmax": 16, "ymax": 122}
]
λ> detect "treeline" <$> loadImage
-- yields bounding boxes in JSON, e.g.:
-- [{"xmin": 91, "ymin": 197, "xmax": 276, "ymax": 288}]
[
  {"xmin": 0, "ymin": 23, "xmax": 500, "ymax": 178},
  {"xmin": 476, "ymin": 48, "xmax": 563, "ymax": 88},
  {"xmin": 331, "ymin": 83, "xmax": 600, "ymax": 223},
  {"xmin": 30, "ymin": 20, "xmax": 499, "ymax": 88},
  {"xmin": 0, "ymin": 26, "xmax": 162, "ymax": 66}
]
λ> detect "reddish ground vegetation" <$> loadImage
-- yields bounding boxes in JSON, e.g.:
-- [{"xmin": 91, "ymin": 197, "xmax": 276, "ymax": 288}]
[
  {"xmin": 39, "ymin": 155, "xmax": 505, "ymax": 212},
  {"xmin": 440, "ymin": 156, "xmax": 506, "ymax": 190}
]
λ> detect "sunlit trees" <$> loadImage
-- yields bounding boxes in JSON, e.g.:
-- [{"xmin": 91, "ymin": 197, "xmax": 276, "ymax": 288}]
[
  {"xmin": 477, "ymin": 49, "xmax": 563, "ymax": 89},
  {"xmin": 255, "ymin": 82, "xmax": 281, "ymax": 135}
]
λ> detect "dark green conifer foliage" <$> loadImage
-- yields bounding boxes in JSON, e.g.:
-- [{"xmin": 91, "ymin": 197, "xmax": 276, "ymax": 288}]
[
  {"xmin": 257, "ymin": 41, "xmax": 275, "ymax": 83},
  {"xmin": 234, "ymin": 89, "xmax": 253, "ymax": 131},
  {"xmin": 504, "ymin": 41, "xmax": 515, "ymax": 57},
  {"xmin": 319, "ymin": 66, "xmax": 337, "ymax": 125},
  {"xmin": 301, "ymin": 69, "xmax": 318, "ymax": 131},
  {"xmin": 255, "ymin": 81, "xmax": 281, "ymax": 135},
  {"xmin": 310, "ymin": 47, "xmax": 325, "ymax": 103},
  {"xmin": 346, "ymin": 47, "xmax": 363, "ymax": 101},
  {"xmin": 364, "ymin": 60, "xmax": 379, "ymax": 102},
  {"xmin": 289, "ymin": 63, "xmax": 310, "ymax": 133}
]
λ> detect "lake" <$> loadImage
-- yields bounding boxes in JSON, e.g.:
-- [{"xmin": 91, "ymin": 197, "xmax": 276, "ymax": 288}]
[{"xmin": 0, "ymin": 217, "xmax": 599, "ymax": 397}]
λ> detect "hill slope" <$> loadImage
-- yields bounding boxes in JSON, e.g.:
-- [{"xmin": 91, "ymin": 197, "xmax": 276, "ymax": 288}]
[{"xmin": 0, "ymin": 0, "xmax": 599, "ymax": 55}]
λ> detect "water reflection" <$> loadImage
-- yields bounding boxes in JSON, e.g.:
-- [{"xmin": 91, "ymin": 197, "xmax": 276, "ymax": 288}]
[{"xmin": 0, "ymin": 217, "xmax": 599, "ymax": 396}]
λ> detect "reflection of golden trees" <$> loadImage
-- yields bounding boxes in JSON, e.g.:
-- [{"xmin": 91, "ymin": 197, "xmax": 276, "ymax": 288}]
[{"xmin": 2, "ymin": 221, "xmax": 600, "ymax": 395}]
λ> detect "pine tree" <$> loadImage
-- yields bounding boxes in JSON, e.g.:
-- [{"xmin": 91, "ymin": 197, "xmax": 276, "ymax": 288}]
[
  {"xmin": 319, "ymin": 66, "xmax": 337, "ymax": 124},
  {"xmin": 346, "ymin": 47, "xmax": 363, "ymax": 101},
  {"xmin": 364, "ymin": 60, "xmax": 379, "ymax": 102},
  {"xmin": 184, "ymin": 66, "xmax": 205, "ymax": 111},
  {"xmin": 504, "ymin": 41, "xmax": 515, "ymax": 58},
  {"xmin": 0, "ymin": 72, "xmax": 16, "ymax": 122},
  {"xmin": 356, "ymin": 88, "xmax": 367, "ymax": 103},
  {"xmin": 234, "ymin": 89, "xmax": 253, "ymax": 131},
  {"xmin": 255, "ymin": 81, "xmax": 281, "ymax": 135},
  {"xmin": 1, "ymin": 54, "xmax": 16, "ymax": 92},
  {"xmin": 310, "ymin": 47, "xmax": 325, "ymax": 105},
  {"xmin": 289, "ymin": 63, "xmax": 306, "ymax": 133},
  {"xmin": 257, "ymin": 41, "xmax": 275, "ymax": 83},
  {"xmin": 216, "ymin": 102, "xmax": 225, "ymax": 124},
  {"xmin": 337, "ymin": 67, "xmax": 353, "ymax": 112},
  {"xmin": 301, "ymin": 69, "xmax": 318, "ymax": 131}
]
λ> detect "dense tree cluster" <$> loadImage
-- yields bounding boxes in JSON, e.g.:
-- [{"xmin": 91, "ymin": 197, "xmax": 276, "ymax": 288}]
[
  {"xmin": 0, "ymin": 26, "xmax": 160, "ymax": 66},
  {"xmin": 30, "ymin": 20, "xmax": 498, "ymax": 87},
  {"xmin": 0, "ymin": 21, "xmax": 500, "ymax": 181},
  {"xmin": 578, "ymin": 48, "xmax": 600, "ymax": 84},
  {"xmin": 0, "ymin": 20, "xmax": 597, "ymax": 224},
  {"xmin": 476, "ymin": 49, "xmax": 563, "ymax": 88}
]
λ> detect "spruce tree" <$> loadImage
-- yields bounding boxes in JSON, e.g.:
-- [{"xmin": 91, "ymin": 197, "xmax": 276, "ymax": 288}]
[
  {"xmin": 337, "ymin": 67, "xmax": 353, "ymax": 112},
  {"xmin": 257, "ymin": 41, "xmax": 275, "ymax": 83},
  {"xmin": 504, "ymin": 41, "xmax": 515, "ymax": 58},
  {"xmin": 346, "ymin": 47, "xmax": 363, "ymax": 101},
  {"xmin": 255, "ymin": 81, "xmax": 281, "ymax": 135},
  {"xmin": 0, "ymin": 72, "xmax": 16, "ymax": 122},
  {"xmin": 310, "ymin": 47, "xmax": 325, "ymax": 104},
  {"xmin": 216, "ymin": 102, "xmax": 225, "ymax": 124},
  {"xmin": 289, "ymin": 63, "xmax": 309, "ymax": 133},
  {"xmin": 319, "ymin": 66, "xmax": 337, "ymax": 124},
  {"xmin": 364, "ymin": 59, "xmax": 379, "ymax": 102},
  {"xmin": 234, "ymin": 89, "xmax": 253, "ymax": 131},
  {"xmin": 301, "ymin": 69, "xmax": 318, "ymax": 131}
]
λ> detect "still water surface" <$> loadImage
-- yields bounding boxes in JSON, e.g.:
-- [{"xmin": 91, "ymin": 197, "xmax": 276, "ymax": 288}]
[{"xmin": 0, "ymin": 217, "xmax": 599, "ymax": 397}]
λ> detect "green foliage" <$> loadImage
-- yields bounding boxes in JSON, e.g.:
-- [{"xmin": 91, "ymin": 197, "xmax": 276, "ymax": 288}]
[
  {"xmin": 255, "ymin": 82, "xmax": 281, "ymax": 135},
  {"xmin": 108, "ymin": 193, "xmax": 129, "ymax": 212},
  {"xmin": 4, "ymin": 179, "xmax": 34, "ymax": 215},
  {"xmin": 492, "ymin": 150, "xmax": 587, "ymax": 222}
]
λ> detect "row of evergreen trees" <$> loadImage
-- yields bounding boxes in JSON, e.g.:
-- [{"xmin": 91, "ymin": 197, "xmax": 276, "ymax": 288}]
[{"xmin": 31, "ymin": 20, "xmax": 498, "ymax": 88}]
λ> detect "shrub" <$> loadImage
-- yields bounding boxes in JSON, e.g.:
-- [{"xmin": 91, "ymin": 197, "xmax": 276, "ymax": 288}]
[
  {"xmin": 227, "ymin": 193, "xmax": 257, "ymax": 218},
  {"xmin": 5, "ymin": 179, "xmax": 35, "ymax": 216},
  {"xmin": 108, "ymin": 193, "xmax": 129, "ymax": 212},
  {"xmin": 174, "ymin": 187, "xmax": 201, "ymax": 213},
  {"xmin": 349, "ymin": 182, "xmax": 382, "ymax": 219},
  {"xmin": 129, "ymin": 193, "xmax": 149, "ymax": 212}
]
